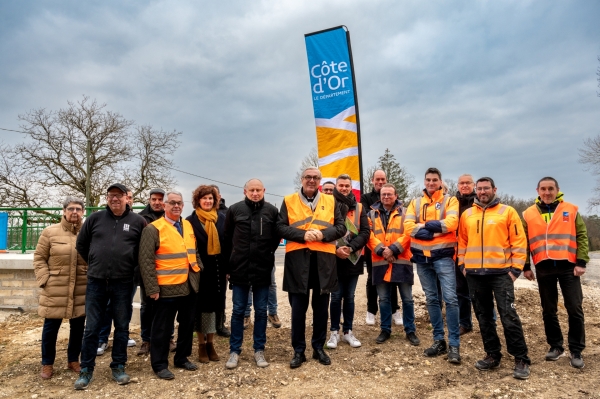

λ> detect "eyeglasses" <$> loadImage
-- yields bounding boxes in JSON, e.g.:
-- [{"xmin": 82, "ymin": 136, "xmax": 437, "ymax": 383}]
[
  {"xmin": 107, "ymin": 193, "xmax": 125, "ymax": 199},
  {"xmin": 476, "ymin": 187, "xmax": 493, "ymax": 192},
  {"xmin": 380, "ymin": 193, "xmax": 396, "ymax": 197},
  {"xmin": 166, "ymin": 201, "xmax": 183, "ymax": 207},
  {"xmin": 303, "ymin": 175, "xmax": 321, "ymax": 181},
  {"xmin": 66, "ymin": 207, "xmax": 83, "ymax": 212},
  {"xmin": 458, "ymin": 182, "xmax": 474, "ymax": 185}
]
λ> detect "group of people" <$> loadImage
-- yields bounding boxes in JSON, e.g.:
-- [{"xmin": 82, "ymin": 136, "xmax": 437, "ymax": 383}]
[{"xmin": 32, "ymin": 166, "xmax": 589, "ymax": 389}]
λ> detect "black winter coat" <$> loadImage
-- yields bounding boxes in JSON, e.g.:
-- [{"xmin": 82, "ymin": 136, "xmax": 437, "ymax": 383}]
[
  {"xmin": 360, "ymin": 189, "xmax": 381, "ymax": 269},
  {"xmin": 224, "ymin": 198, "xmax": 280, "ymax": 287},
  {"xmin": 138, "ymin": 204, "xmax": 165, "ymax": 223},
  {"xmin": 277, "ymin": 191, "xmax": 346, "ymax": 295},
  {"xmin": 186, "ymin": 211, "xmax": 227, "ymax": 313},
  {"xmin": 337, "ymin": 202, "xmax": 370, "ymax": 277},
  {"xmin": 76, "ymin": 205, "xmax": 147, "ymax": 280}
]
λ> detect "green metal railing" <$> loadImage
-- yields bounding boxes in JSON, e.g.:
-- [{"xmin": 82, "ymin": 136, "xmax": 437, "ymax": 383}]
[{"xmin": 0, "ymin": 206, "xmax": 144, "ymax": 253}]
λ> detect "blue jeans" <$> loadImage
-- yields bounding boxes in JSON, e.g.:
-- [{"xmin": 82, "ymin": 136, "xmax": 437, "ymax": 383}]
[
  {"xmin": 245, "ymin": 267, "xmax": 278, "ymax": 317},
  {"xmin": 41, "ymin": 316, "xmax": 85, "ymax": 365},
  {"xmin": 376, "ymin": 282, "xmax": 416, "ymax": 334},
  {"xmin": 98, "ymin": 282, "xmax": 137, "ymax": 343},
  {"xmin": 329, "ymin": 275, "xmax": 359, "ymax": 332},
  {"xmin": 416, "ymin": 257, "xmax": 460, "ymax": 347},
  {"xmin": 80, "ymin": 277, "xmax": 133, "ymax": 371},
  {"xmin": 230, "ymin": 284, "xmax": 269, "ymax": 354}
]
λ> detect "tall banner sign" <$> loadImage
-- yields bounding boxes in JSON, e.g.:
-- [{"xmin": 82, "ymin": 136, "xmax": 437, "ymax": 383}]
[{"xmin": 305, "ymin": 26, "xmax": 363, "ymax": 199}]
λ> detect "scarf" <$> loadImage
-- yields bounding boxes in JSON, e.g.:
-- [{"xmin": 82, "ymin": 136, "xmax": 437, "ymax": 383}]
[
  {"xmin": 195, "ymin": 208, "xmax": 221, "ymax": 255},
  {"xmin": 333, "ymin": 188, "xmax": 356, "ymax": 218}
]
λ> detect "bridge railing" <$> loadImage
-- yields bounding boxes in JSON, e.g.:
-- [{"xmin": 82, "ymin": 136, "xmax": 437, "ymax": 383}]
[{"xmin": 0, "ymin": 206, "xmax": 144, "ymax": 253}]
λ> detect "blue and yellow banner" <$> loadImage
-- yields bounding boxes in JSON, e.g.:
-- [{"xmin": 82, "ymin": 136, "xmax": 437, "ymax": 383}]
[{"xmin": 305, "ymin": 26, "xmax": 362, "ymax": 198}]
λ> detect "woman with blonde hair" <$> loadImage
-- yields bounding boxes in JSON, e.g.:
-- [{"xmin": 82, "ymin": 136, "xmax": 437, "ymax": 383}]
[
  {"xmin": 186, "ymin": 185, "xmax": 227, "ymax": 363},
  {"xmin": 34, "ymin": 196, "xmax": 87, "ymax": 379}
]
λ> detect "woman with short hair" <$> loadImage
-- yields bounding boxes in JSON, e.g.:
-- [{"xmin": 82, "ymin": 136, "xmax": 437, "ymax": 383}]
[{"xmin": 33, "ymin": 196, "xmax": 87, "ymax": 379}]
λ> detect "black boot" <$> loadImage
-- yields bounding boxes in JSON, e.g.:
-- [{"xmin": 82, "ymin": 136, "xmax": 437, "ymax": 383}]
[{"xmin": 216, "ymin": 310, "xmax": 231, "ymax": 337}]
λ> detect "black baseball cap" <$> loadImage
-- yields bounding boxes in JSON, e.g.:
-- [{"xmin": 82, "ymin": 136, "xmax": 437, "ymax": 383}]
[{"xmin": 107, "ymin": 183, "xmax": 129, "ymax": 194}]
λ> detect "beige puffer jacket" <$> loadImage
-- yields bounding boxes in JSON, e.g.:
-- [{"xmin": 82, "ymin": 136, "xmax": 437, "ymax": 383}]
[{"xmin": 34, "ymin": 217, "xmax": 87, "ymax": 319}]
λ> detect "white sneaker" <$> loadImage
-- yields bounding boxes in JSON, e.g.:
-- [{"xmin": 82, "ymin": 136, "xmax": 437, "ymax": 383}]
[
  {"xmin": 254, "ymin": 351, "xmax": 269, "ymax": 368},
  {"xmin": 326, "ymin": 331, "xmax": 340, "ymax": 349},
  {"xmin": 366, "ymin": 312, "xmax": 376, "ymax": 326},
  {"xmin": 97, "ymin": 342, "xmax": 108, "ymax": 356},
  {"xmin": 226, "ymin": 352, "xmax": 239, "ymax": 369},
  {"xmin": 342, "ymin": 330, "xmax": 362, "ymax": 348},
  {"xmin": 127, "ymin": 338, "xmax": 136, "ymax": 347},
  {"xmin": 392, "ymin": 311, "xmax": 404, "ymax": 326}
]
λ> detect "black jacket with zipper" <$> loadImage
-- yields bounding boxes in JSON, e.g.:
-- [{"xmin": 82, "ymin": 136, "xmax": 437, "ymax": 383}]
[
  {"xmin": 76, "ymin": 205, "xmax": 147, "ymax": 280},
  {"xmin": 224, "ymin": 197, "xmax": 281, "ymax": 287}
]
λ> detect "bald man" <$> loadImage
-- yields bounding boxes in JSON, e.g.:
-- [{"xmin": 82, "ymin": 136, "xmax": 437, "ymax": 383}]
[{"xmin": 223, "ymin": 179, "xmax": 281, "ymax": 369}]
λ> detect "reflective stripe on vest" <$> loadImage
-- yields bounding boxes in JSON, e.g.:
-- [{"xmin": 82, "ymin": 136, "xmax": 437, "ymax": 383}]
[
  {"xmin": 523, "ymin": 202, "xmax": 578, "ymax": 265},
  {"xmin": 284, "ymin": 192, "xmax": 336, "ymax": 254},
  {"xmin": 369, "ymin": 207, "xmax": 411, "ymax": 267},
  {"xmin": 411, "ymin": 192, "xmax": 457, "ymax": 257},
  {"xmin": 152, "ymin": 218, "xmax": 199, "ymax": 285}
]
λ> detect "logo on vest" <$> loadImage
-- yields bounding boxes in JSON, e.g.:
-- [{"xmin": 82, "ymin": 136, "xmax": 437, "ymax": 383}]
[
  {"xmin": 435, "ymin": 203, "xmax": 441, "ymax": 210},
  {"xmin": 123, "ymin": 224, "xmax": 130, "ymax": 232},
  {"xmin": 562, "ymin": 212, "xmax": 569, "ymax": 222}
]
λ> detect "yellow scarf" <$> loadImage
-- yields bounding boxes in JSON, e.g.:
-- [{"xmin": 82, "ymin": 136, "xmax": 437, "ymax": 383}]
[{"xmin": 195, "ymin": 208, "xmax": 221, "ymax": 255}]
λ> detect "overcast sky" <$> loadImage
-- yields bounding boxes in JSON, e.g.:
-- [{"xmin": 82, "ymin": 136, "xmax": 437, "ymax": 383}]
[{"xmin": 1, "ymin": 1, "xmax": 599, "ymax": 212}]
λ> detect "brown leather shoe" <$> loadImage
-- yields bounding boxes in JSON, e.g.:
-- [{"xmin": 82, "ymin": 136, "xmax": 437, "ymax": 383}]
[
  {"xmin": 67, "ymin": 361, "xmax": 81, "ymax": 373},
  {"xmin": 268, "ymin": 314, "xmax": 282, "ymax": 328},
  {"xmin": 137, "ymin": 341, "xmax": 150, "ymax": 356},
  {"xmin": 40, "ymin": 365, "xmax": 53, "ymax": 379},
  {"xmin": 459, "ymin": 326, "xmax": 473, "ymax": 336},
  {"xmin": 206, "ymin": 342, "xmax": 219, "ymax": 362},
  {"xmin": 198, "ymin": 343, "xmax": 209, "ymax": 363}
]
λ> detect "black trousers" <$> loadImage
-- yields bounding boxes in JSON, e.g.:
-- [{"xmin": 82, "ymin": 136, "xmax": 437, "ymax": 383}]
[
  {"xmin": 150, "ymin": 292, "xmax": 196, "ymax": 372},
  {"xmin": 364, "ymin": 253, "xmax": 399, "ymax": 315},
  {"xmin": 455, "ymin": 264, "xmax": 473, "ymax": 329},
  {"xmin": 466, "ymin": 273, "xmax": 530, "ymax": 363},
  {"xmin": 288, "ymin": 290, "xmax": 330, "ymax": 352},
  {"xmin": 536, "ymin": 264, "xmax": 585, "ymax": 353}
]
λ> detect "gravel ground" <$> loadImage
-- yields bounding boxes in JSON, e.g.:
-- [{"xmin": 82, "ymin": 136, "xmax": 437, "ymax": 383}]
[{"xmin": 0, "ymin": 249, "xmax": 598, "ymax": 398}]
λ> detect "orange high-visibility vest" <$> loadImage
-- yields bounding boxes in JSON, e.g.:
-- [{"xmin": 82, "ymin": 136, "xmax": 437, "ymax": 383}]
[
  {"xmin": 523, "ymin": 202, "xmax": 578, "ymax": 265},
  {"xmin": 404, "ymin": 189, "xmax": 459, "ymax": 257},
  {"xmin": 152, "ymin": 217, "xmax": 200, "ymax": 285},
  {"xmin": 457, "ymin": 203, "xmax": 527, "ymax": 271},
  {"xmin": 367, "ymin": 206, "xmax": 412, "ymax": 281},
  {"xmin": 284, "ymin": 192, "xmax": 336, "ymax": 254}
]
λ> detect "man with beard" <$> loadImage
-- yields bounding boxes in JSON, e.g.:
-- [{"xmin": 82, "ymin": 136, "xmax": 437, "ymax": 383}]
[
  {"xmin": 324, "ymin": 174, "xmax": 370, "ymax": 349},
  {"xmin": 457, "ymin": 177, "xmax": 530, "ymax": 379}
]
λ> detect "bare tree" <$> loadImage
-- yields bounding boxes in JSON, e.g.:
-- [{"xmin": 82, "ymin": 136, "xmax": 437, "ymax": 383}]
[
  {"xmin": 294, "ymin": 147, "xmax": 319, "ymax": 191},
  {"xmin": 121, "ymin": 125, "xmax": 181, "ymax": 204},
  {"xmin": 444, "ymin": 178, "xmax": 458, "ymax": 196},
  {"xmin": 579, "ymin": 135, "xmax": 600, "ymax": 209},
  {"xmin": 1, "ymin": 96, "xmax": 181, "ymax": 207},
  {"xmin": 362, "ymin": 165, "xmax": 377, "ymax": 193}
]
